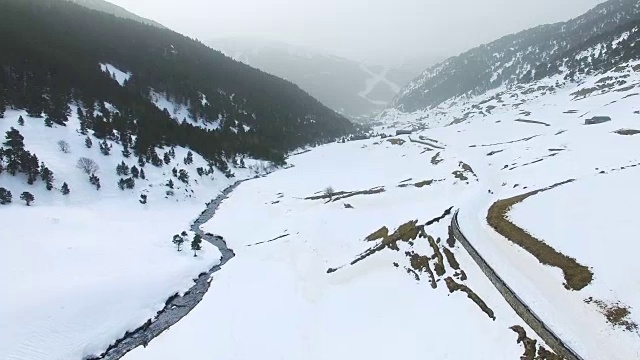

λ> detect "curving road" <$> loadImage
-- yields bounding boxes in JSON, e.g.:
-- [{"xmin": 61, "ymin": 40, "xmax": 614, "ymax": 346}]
[{"xmin": 451, "ymin": 210, "xmax": 584, "ymax": 360}]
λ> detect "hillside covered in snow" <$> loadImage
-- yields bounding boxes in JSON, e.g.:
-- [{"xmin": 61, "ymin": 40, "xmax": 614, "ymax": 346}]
[
  {"xmin": 387, "ymin": 0, "xmax": 640, "ymax": 115},
  {"xmin": 126, "ymin": 56, "xmax": 640, "ymax": 360}
]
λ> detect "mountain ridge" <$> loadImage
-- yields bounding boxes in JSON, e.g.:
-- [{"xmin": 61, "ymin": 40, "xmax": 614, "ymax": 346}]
[{"xmin": 390, "ymin": 0, "xmax": 640, "ymax": 114}]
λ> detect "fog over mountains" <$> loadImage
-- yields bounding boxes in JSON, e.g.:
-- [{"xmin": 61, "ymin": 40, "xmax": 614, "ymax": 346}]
[{"xmin": 209, "ymin": 37, "xmax": 443, "ymax": 120}]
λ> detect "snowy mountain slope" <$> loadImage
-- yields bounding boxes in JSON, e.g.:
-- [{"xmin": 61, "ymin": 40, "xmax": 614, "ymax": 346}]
[
  {"xmin": 389, "ymin": 0, "xmax": 640, "ymax": 114},
  {"xmin": 0, "ymin": 108, "xmax": 273, "ymax": 360},
  {"xmin": 67, "ymin": 0, "xmax": 166, "ymax": 28},
  {"xmin": 123, "ymin": 58, "xmax": 640, "ymax": 359},
  {"xmin": 208, "ymin": 37, "xmax": 425, "ymax": 120}
]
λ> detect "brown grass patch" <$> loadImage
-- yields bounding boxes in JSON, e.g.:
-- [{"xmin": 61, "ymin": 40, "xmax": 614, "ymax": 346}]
[
  {"xmin": 366, "ymin": 226, "xmax": 389, "ymax": 242},
  {"xmin": 331, "ymin": 187, "xmax": 385, "ymax": 202},
  {"xmin": 515, "ymin": 119, "xmax": 551, "ymax": 126},
  {"xmin": 387, "ymin": 138, "xmax": 406, "ymax": 145},
  {"xmin": 614, "ymin": 129, "xmax": 640, "ymax": 136},
  {"xmin": 487, "ymin": 180, "xmax": 593, "ymax": 290},
  {"xmin": 445, "ymin": 277, "xmax": 495, "ymax": 320},
  {"xmin": 446, "ymin": 225, "xmax": 456, "ymax": 247},
  {"xmin": 487, "ymin": 149, "xmax": 504, "ymax": 156},
  {"xmin": 443, "ymin": 247, "xmax": 460, "ymax": 270},
  {"xmin": 584, "ymin": 297, "xmax": 638, "ymax": 331},
  {"xmin": 428, "ymin": 235, "xmax": 446, "ymax": 276},
  {"xmin": 409, "ymin": 252, "xmax": 437, "ymax": 288},
  {"xmin": 469, "ymin": 135, "xmax": 539, "ymax": 148},
  {"xmin": 305, "ymin": 191, "xmax": 350, "ymax": 200},
  {"xmin": 430, "ymin": 152, "xmax": 443, "ymax": 165},
  {"xmin": 398, "ymin": 179, "xmax": 443, "ymax": 188},
  {"xmin": 510, "ymin": 325, "xmax": 563, "ymax": 360}
]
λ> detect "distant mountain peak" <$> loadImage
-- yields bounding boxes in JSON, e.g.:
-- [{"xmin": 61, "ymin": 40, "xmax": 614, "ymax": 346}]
[
  {"xmin": 389, "ymin": 0, "xmax": 640, "ymax": 115},
  {"xmin": 208, "ymin": 37, "xmax": 435, "ymax": 120}
]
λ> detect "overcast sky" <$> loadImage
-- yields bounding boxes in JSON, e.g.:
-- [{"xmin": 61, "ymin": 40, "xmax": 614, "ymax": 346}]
[{"xmin": 108, "ymin": 0, "xmax": 605, "ymax": 65}]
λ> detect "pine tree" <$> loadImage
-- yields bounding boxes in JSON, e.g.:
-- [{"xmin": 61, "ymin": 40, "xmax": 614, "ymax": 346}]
[
  {"xmin": 131, "ymin": 165, "xmax": 139, "ymax": 178},
  {"xmin": 239, "ymin": 158, "xmax": 245, "ymax": 168},
  {"xmin": 89, "ymin": 174, "xmax": 101, "ymax": 190},
  {"xmin": 85, "ymin": 136, "xmax": 93, "ymax": 148},
  {"xmin": 0, "ymin": 188, "xmax": 12, "ymax": 204},
  {"xmin": 191, "ymin": 234, "xmax": 202, "ymax": 257},
  {"xmin": 116, "ymin": 161, "xmax": 129, "ymax": 176},
  {"xmin": 184, "ymin": 151, "xmax": 193, "ymax": 165},
  {"xmin": 169, "ymin": 146, "xmax": 176, "ymax": 158},
  {"xmin": 138, "ymin": 156, "xmax": 145, "ymax": 168},
  {"xmin": 122, "ymin": 145, "xmax": 131, "ymax": 158},
  {"xmin": 178, "ymin": 169, "xmax": 189, "ymax": 184},
  {"xmin": 20, "ymin": 192, "xmax": 34, "ymax": 206},
  {"xmin": 61, "ymin": 182, "xmax": 70, "ymax": 195},
  {"xmin": 78, "ymin": 108, "xmax": 88, "ymax": 135},
  {"xmin": 99, "ymin": 139, "xmax": 111, "ymax": 155},
  {"xmin": 18, "ymin": 116, "xmax": 24, "ymax": 126},
  {"xmin": 167, "ymin": 179, "xmax": 174, "ymax": 189},
  {"xmin": 172, "ymin": 234, "xmax": 185, "ymax": 251},
  {"xmin": 40, "ymin": 163, "xmax": 54, "ymax": 190},
  {"xmin": 163, "ymin": 152, "xmax": 171, "ymax": 165},
  {"xmin": 140, "ymin": 168, "xmax": 146, "ymax": 180},
  {"xmin": 196, "ymin": 167, "xmax": 204, "ymax": 176},
  {"xmin": 172, "ymin": 167, "xmax": 178, "ymax": 177},
  {"xmin": 44, "ymin": 117, "xmax": 53, "ymax": 127}
]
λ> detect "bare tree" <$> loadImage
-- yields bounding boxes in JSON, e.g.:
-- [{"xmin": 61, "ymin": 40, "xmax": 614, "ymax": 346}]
[
  {"xmin": 324, "ymin": 186, "xmax": 335, "ymax": 196},
  {"xmin": 77, "ymin": 157, "xmax": 99, "ymax": 175},
  {"xmin": 57, "ymin": 140, "xmax": 70, "ymax": 153}
]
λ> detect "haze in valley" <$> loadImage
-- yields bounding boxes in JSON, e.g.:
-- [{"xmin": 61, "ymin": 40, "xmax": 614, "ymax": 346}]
[{"xmin": 107, "ymin": 0, "xmax": 605, "ymax": 65}]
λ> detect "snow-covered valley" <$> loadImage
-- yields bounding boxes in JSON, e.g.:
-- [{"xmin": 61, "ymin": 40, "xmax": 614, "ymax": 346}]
[
  {"xmin": 3, "ymin": 2, "xmax": 640, "ymax": 357},
  {"xmin": 122, "ymin": 61, "xmax": 640, "ymax": 359}
]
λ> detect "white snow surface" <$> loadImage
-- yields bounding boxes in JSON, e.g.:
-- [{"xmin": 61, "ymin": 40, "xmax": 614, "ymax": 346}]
[
  {"xmin": 0, "ymin": 108, "xmax": 269, "ymax": 360},
  {"xmin": 127, "ymin": 59, "xmax": 640, "ymax": 359},
  {"xmin": 150, "ymin": 91, "xmax": 221, "ymax": 130},
  {"xmin": 100, "ymin": 63, "xmax": 131, "ymax": 86}
]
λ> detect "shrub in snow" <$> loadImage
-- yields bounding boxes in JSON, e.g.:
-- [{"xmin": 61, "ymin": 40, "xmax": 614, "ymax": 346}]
[
  {"xmin": 139, "ymin": 194, "xmax": 147, "ymax": 204},
  {"xmin": 0, "ymin": 188, "xmax": 12, "ymax": 204},
  {"xmin": 178, "ymin": 169, "xmax": 189, "ymax": 184},
  {"xmin": 77, "ymin": 157, "xmax": 99, "ymax": 175},
  {"xmin": 89, "ymin": 174, "xmax": 101, "ymax": 190},
  {"xmin": 131, "ymin": 166, "xmax": 139, "ymax": 178},
  {"xmin": 117, "ymin": 177, "xmax": 135, "ymax": 190},
  {"xmin": 191, "ymin": 234, "xmax": 202, "ymax": 257},
  {"xmin": 196, "ymin": 167, "xmax": 204, "ymax": 177},
  {"xmin": 57, "ymin": 140, "xmax": 70, "ymax": 153},
  {"xmin": 140, "ymin": 168, "xmax": 146, "ymax": 180},
  {"xmin": 163, "ymin": 152, "xmax": 171, "ymax": 165},
  {"xmin": 137, "ymin": 156, "xmax": 145, "ymax": 168},
  {"xmin": 84, "ymin": 136, "xmax": 92, "ymax": 148},
  {"xmin": 172, "ymin": 231, "xmax": 189, "ymax": 252},
  {"xmin": 167, "ymin": 179, "xmax": 174, "ymax": 189},
  {"xmin": 20, "ymin": 192, "xmax": 34, "ymax": 206},
  {"xmin": 61, "ymin": 182, "xmax": 70, "ymax": 195},
  {"xmin": 17, "ymin": 116, "xmax": 24, "ymax": 126}
]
